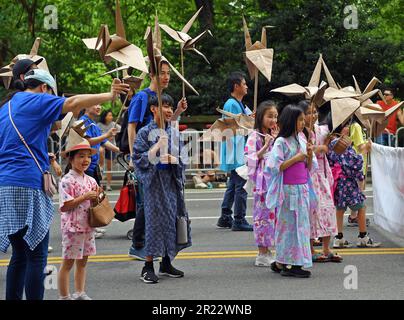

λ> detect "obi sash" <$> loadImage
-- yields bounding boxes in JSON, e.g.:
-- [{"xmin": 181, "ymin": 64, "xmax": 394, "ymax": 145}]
[{"xmin": 283, "ymin": 161, "xmax": 308, "ymax": 185}]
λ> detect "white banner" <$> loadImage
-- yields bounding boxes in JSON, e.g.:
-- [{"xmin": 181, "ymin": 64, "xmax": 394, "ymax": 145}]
[{"xmin": 371, "ymin": 143, "xmax": 404, "ymax": 238}]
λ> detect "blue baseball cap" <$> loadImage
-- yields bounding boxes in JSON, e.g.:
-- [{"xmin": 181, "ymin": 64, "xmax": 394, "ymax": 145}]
[{"xmin": 24, "ymin": 68, "xmax": 57, "ymax": 95}]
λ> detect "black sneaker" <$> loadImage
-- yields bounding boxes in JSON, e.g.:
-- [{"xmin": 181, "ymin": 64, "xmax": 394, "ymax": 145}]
[
  {"xmin": 270, "ymin": 262, "xmax": 282, "ymax": 273},
  {"xmin": 140, "ymin": 267, "xmax": 159, "ymax": 284},
  {"xmin": 231, "ymin": 219, "xmax": 253, "ymax": 231},
  {"xmin": 280, "ymin": 265, "xmax": 311, "ymax": 278},
  {"xmin": 159, "ymin": 263, "xmax": 184, "ymax": 278},
  {"xmin": 216, "ymin": 217, "xmax": 233, "ymax": 229}
]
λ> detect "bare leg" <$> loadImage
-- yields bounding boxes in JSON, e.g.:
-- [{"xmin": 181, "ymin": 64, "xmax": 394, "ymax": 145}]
[
  {"xmin": 74, "ymin": 256, "xmax": 89, "ymax": 294},
  {"xmin": 336, "ymin": 209, "xmax": 345, "ymax": 234},
  {"xmin": 357, "ymin": 206, "xmax": 367, "ymax": 233},
  {"xmin": 322, "ymin": 236, "xmax": 331, "ymax": 255},
  {"xmin": 106, "ymin": 159, "xmax": 112, "ymax": 187},
  {"xmin": 258, "ymin": 246, "xmax": 269, "ymax": 255},
  {"xmin": 58, "ymin": 259, "xmax": 75, "ymax": 297}
]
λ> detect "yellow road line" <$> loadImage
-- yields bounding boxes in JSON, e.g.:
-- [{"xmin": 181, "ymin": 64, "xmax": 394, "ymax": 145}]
[{"xmin": 1, "ymin": 248, "xmax": 404, "ymax": 267}]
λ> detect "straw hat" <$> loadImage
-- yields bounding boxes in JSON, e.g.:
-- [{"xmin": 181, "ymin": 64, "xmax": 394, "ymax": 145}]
[{"xmin": 61, "ymin": 129, "xmax": 97, "ymax": 157}]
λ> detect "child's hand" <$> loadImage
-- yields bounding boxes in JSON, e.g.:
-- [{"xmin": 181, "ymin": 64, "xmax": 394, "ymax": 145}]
[
  {"xmin": 84, "ymin": 191, "xmax": 98, "ymax": 201},
  {"xmin": 176, "ymin": 98, "xmax": 188, "ymax": 114},
  {"xmin": 160, "ymin": 154, "xmax": 178, "ymax": 164},
  {"xmin": 264, "ymin": 134, "xmax": 274, "ymax": 148},
  {"xmin": 295, "ymin": 152, "xmax": 307, "ymax": 162},
  {"xmin": 271, "ymin": 125, "xmax": 279, "ymax": 138},
  {"xmin": 307, "ymin": 142, "xmax": 314, "ymax": 156},
  {"xmin": 157, "ymin": 135, "xmax": 168, "ymax": 148}
]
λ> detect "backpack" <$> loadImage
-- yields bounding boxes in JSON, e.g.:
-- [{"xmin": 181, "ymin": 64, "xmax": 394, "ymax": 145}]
[{"xmin": 116, "ymin": 91, "xmax": 153, "ymax": 155}]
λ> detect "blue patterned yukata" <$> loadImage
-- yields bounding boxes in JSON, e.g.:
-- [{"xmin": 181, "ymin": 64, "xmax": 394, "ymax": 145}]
[{"xmin": 133, "ymin": 121, "xmax": 191, "ymax": 260}]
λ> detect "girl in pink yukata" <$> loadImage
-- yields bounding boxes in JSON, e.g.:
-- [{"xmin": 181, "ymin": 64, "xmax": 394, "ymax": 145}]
[
  {"xmin": 265, "ymin": 104, "xmax": 318, "ymax": 278},
  {"xmin": 245, "ymin": 101, "xmax": 279, "ymax": 267},
  {"xmin": 298, "ymin": 101, "xmax": 342, "ymax": 263},
  {"xmin": 58, "ymin": 135, "xmax": 99, "ymax": 300}
]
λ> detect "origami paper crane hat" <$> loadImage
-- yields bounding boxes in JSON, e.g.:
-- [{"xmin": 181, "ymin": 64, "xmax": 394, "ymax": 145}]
[
  {"xmin": 82, "ymin": 0, "xmax": 148, "ymax": 74},
  {"xmin": 159, "ymin": 6, "xmax": 213, "ymax": 64},
  {"xmin": 242, "ymin": 16, "xmax": 274, "ymax": 82},
  {"xmin": 0, "ymin": 38, "xmax": 49, "ymax": 89},
  {"xmin": 145, "ymin": 14, "xmax": 199, "ymax": 95},
  {"xmin": 61, "ymin": 128, "xmax": 97, "ymax": 157}
]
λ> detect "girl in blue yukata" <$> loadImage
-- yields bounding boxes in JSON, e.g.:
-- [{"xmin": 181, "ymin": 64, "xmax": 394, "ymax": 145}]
[
  {"xmin": 265, "ymin": 104, "xmax": 318, "ymax": 278},
  {"xmin": 133, "ymin": 93, "xmax": 191, "ymax": 284}
]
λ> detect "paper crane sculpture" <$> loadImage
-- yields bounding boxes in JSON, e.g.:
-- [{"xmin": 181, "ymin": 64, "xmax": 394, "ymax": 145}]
[
  {"xmin": 159, "ymin": 6, "xmax": 212, "ymax": 97},
  {"xmin": 242, "ymin": 16, "xmax": 274, "ymax": 112},
  {"xmin": 82, "ymin": 0, "xmax": 148, "ymax": 74},
  {"xmin": 145, "ymin": 14, "xmax": 200, "ymax": 128},
  {"xmin": 0, "ymin": 37, "xmax": 49, "ymax": 89},
  {"xmin": 200, "ymin": 108, "xmax": 255, "ymax": 142}
]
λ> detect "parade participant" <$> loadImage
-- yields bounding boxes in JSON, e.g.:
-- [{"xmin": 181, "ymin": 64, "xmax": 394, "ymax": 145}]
[
  {"xmin": 266, "ymin": 104, "xmax": 316, "ymax": 278},
  {"xmin": 346, "ymin": 115, "xmax": 371, "ymax": 227},
  {"xmin": 375, "ymin": 89, "xmax": 403, "ymax": 146},
  {"xmin": 217, "ymin": 71, "xmax": 253, "ymax": 231},
  {"xmin": 298, "ymin": 101, "xmax": 341, "ymax": 263},
  {"xmin": 245, "ymin": 100, "xmax": 278, "ymax": 267},
  {"xmin": 98, "ymin": 109, "xmax": 121, "ymax": 191},
  {"xmin": 0, "ymin": 68, "xmax": 129, "ymax": 300},
  {"xmin": 127, "ymin": 61, "xmax": 188, "ymax": 261},
  {"xmin": 58, "ymin": 132, "xmax": 99, "ymax": 300},
  {"xmin": 133, "ymin": 93, "xmax": 191, "ymax": 284},
  {"xmin": 326, "ymin": 117, "xmax": 382, "ymax": 248}
]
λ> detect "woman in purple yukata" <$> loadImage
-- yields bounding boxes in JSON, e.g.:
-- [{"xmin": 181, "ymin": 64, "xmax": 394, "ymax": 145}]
[
  {"xmin": 265, "ymin": 104, "xmax": 318, "ymax": 278},
  {"xmin": 245, "ymin": 101, "xmax": 279, "ymax": 267}
]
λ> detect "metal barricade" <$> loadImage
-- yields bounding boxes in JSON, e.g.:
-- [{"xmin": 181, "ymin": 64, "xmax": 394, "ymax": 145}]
[{"xmin": 395, "ymin": 127, "xmax": 404, "ymax": 148}]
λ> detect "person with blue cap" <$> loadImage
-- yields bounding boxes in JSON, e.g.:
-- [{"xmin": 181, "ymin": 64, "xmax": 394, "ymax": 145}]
[{"xmin": 0, "ymin": 68, "xmax": 129, "ymax": 300}]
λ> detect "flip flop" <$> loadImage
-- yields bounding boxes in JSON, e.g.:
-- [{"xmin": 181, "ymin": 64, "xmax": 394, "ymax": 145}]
[
  {"xmin": 326, "ymin": 252, "xmax": 343, "ymax": 263},
  {"xmin": 312, "ymin": 253, "xmax": 330, "ymax": 263}
]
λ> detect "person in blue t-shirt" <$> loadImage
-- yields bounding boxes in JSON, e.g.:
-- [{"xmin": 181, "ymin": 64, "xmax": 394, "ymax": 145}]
[
  {"xmin": 0, "ymin": 68, "xmax": 129, "ymax": 300},
  {"xmin": 127, "ymin": 60, "xmax": 188, "ymax": 260},
  {"xmin": 79, "ymin": 104, "xmax": 120, "ymax": 186},
  {"xmin": 217, "ymin": 71, "xmax": 253, "ymax": 232}
]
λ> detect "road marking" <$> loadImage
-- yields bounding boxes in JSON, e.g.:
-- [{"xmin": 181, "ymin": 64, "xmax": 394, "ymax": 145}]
[{"xmin": 0, "ymin": 247, "xmax": 402, "ymax": 267}]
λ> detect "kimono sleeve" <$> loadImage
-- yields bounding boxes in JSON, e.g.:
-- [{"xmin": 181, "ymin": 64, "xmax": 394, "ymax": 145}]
[
  {"xmin": 133, "ymin": 127, "xmax": 153, "ymax": 170},
  {"xmin": 245, "ymin": 132, "xmax": 260, "ymax": 180},
  {"xmin": 266, "ymin": 138, "xmax": 286, "ymax": 175},
  {"xmin": 58, "ymin": 176, "xmax": 75, "ymax": 210}
]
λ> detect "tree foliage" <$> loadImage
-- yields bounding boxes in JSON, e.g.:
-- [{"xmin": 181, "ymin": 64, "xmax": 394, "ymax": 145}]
[{"xmin": 0, "ymin": 0, "xmax": 402, "ymax": 115}]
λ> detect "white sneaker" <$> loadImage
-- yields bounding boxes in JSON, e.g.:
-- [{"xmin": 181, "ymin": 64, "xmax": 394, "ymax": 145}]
[
  {"xmin": 254, "ymin": 253, "xmax": 273, "ymax": 267},
  {"xmin": 94, "ymin": 232, "xmax": 104, "ymax": 239},
  {"xmin": 58, "ymin": 295, "xmax": 74, "ymax": 300},
  {"xmin": 95, "ymin": 228, "xmax": 107, "ymax": 234},
  {"xmin": 193, "ymin": 176, "xmax": 208, "ymax": 189},
  {"xmin": 333, "ymin": 237, "xmax": 352, "ymax": 248},
  {"xmin": 72, "ymin": 292, "xmax": 92, "ymax": 300},
  {"xmin": 48, "ymin": 246, "xmax": 53, "ymax": 253},
  {"xmin": 357, "ymin": 234, "xmax": 381, "ymax": 248}
]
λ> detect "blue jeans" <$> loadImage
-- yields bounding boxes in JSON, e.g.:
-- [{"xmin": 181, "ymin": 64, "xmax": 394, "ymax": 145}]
[
  {"xmin": 220, "ymin": 170, "xmax": 247, "ymax": 222},
  {"xmin": 6, "ymin": 227, "xmax": 49, "ymax": 300}
]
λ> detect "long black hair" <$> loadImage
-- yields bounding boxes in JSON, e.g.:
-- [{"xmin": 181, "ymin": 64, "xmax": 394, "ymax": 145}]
[
  {"xmin": 0, "ymin": 77, "xmax": 46, "ymax": 107},
  {"xmin": 254, "ymin": 100, "xmax": 278, "ymax": 136},
  {"xmin": 297, "ymin": 100, "xmax": 310, "ymax": 140},
  {"xmin": 276, "ymin": 104, "xmax": 304, "ymax": 142},
  {"xmin": 99, "ymin": 109, "xmax": 113, "ymax": 125}
]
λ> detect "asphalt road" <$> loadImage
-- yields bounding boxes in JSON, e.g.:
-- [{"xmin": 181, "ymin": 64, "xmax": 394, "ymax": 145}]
[{"xmin": 1, "ymin": 185, "xmax": 404, "ymax": 300}]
